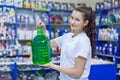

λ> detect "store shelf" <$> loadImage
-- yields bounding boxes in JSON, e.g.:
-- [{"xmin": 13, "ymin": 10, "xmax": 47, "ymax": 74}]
[
  {"xmin": 0, "ymin": 70, "xmax": 11, "ymax": 72},
  {"xmin": 52, "ymin": 53, "xmax": 60, "ymax": 56},
  {"xmin": 95, "ymin": 6, "xmax": 120, "ymax": 13},
  {"xmin": 116, "ymin": 56, "xmax": 120, "ymax": 59},
  {"xmin": 91, "ymin": 59, "xmax": 114, "ymax": 65},
  {"xmin": 18, "ymin": 54, "xmax": 31, "ymax": 57},
  {"xmin": 0, "ymin": 62, "xmax": 15, "ymax": 65},
  {"xmin": 50, "ymin": 24, "xmax": 70, "ymax": 30},
  {"xmin": 16, "ymin": 60, "xmax": 60, "ymax": 65},
  {"xmin": 0, "ymin": 39, "xmax": 15, "ymax": 41},
  {"xmin": 0, "ymin": 54, "xmax": 30, "ymax": 57},
  {"xmin": 16, "ymin": 62, "xmax": 33, "ymax": 65},
  {"xmin": 50, "ymin": 9, "xmax": 72, "ymax": 13},
  {"xmin": 18, "ymin": 38, "xmax": 32, "ymax": 41},
  {"xmin": 2, "ymin": 23, "xmax": 16, "ymax": 25},
  {"xmin": 95, "ymin": 53, "xmax": 115, "ymax": 58},
  {"xmin": 0, "ymin": 5, "xmax": 15, "ymax": 8},
  {"xmin": 100, "ymin": 22, "xmax": 120, "ymax": 28},
  {"xmin": 18, "ymin": 67, "xmax": 50, "ymax": 71},
  {"xmin": 17, "ymin": 7, "xmax": 50, "ymax": 12},
  {"xmin": 16, "ymin": 23, "xmax": 36, "ymax": 27},
  {"xmin": 116, "ymin": 73, "xmax": 120, "ymax": 76},
  {"xmin": 97, "ymin": 39, "xmax": 118, "ymax": 42},
  {"xmin": 50, "ymin": 24, "xmax": 70, "ymax": 26}
]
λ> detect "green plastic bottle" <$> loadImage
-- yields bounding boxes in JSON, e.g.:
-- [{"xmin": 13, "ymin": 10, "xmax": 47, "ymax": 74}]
[{"xmin": 31, "ymin": 27, "xmax": 51, "ymax": 65}]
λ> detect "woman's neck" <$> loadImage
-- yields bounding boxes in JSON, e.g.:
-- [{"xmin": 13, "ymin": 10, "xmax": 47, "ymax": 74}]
[{"xmin": 72, "ymin": 30, "xmax": 84, "ymax": 37}]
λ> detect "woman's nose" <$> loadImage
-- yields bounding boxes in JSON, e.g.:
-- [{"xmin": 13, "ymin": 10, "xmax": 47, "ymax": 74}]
[{"xmin": 70, "ymin": 19, "xmax": 74, "ymax": 24}]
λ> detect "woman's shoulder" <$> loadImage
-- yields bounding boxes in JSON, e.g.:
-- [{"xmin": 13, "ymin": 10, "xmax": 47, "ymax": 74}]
[
  {"xmin": 79, "ymin": 32, "xmax": 90, "ymax": 42},
  {"xmin": 62, "ymin": 32, "xmax": 73, "ymax": 37}
]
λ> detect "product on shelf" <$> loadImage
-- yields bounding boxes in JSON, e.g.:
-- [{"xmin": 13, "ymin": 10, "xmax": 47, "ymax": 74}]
[
  {"xmin": 68, "ymin": 3, "xmax": 75, "ymax": 10},
  {"xmin": 23, "ymin": 0, "xmax": 31, "ymax": 8},
  {"xmin": 108, "ymin": 13, "xmax": 117, "ymax": 24},
  {"xmin": 61, "ymin": 3, "xmax": 68, "ymax": 10},
  {"xmin": 47, "ymin": 1, "xmax": 54, "ymax": 10},
  {"xmin": 55, "ymin": 15, "xmax": 62, "ymax": 24},
  {"xmin": 31, "ymin": 0, "xmax": 38, "ymax": 9},
  {"xmin": 95, "ymin": 2, "xmax": 105, "ymax": 10},
  {"xmin": 63, "ymin": 15, "xmax": 69, "ymax": 24},
  {"xmin": 41, "ymin": 13, "xmax": 49, "ymax": 24},
  {"xmin": 54, "ymin": 2, "xmax": 61, "ymax": 10},
  {"xmin": 50, "ymin": 14, "xmax": 55, "ymax": 24},
  {"xmin": 112, "ymin": 0, "xmax": 119, "ymax": 8},
  {"xmin": 38, "ymin": 1, "xmax": 47, "ymax": 8},
  {"xmin": 31, "ymin": 27, "xmax": 51, "ymax": 65}
]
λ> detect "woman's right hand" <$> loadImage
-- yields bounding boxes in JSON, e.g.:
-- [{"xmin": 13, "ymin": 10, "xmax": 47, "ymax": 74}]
[{"xmin": 36, "ymin": 20, "xmax": 46, "ymax": 31}]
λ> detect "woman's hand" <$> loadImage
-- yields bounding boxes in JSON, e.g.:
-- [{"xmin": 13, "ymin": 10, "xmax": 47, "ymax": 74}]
[
  {"xmin": 36, "ymin": 20, "xmax": 46, "ymax": 31},
  {"xmin": 40, "ymin": 62, "xmax": 53, "ymax": 68},
  {"xmin": 36, "ymin": 20, "xmax": 46, "ymax": 35}
]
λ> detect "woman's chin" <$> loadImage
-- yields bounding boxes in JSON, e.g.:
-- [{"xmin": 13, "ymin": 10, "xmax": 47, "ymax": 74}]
[{"xmin": 71, "ymin": 27, "xmax": 76, "ymax": 30}]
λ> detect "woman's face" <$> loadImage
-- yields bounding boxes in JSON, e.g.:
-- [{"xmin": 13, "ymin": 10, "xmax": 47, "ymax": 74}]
[{"xmin": 69, "ymin": 10, "xmax": 88, "ymax": 33}]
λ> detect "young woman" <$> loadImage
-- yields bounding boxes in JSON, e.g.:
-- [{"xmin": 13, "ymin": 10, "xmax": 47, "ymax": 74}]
[{"xmin": 37, "ymin": 5, "xmax": 96, "ymax": 80}]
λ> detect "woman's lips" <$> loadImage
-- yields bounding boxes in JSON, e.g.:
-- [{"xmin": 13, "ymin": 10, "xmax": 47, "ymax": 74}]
[{"xmin": 71, "ymin": 24, "xmax": 75, "ymax": 27}]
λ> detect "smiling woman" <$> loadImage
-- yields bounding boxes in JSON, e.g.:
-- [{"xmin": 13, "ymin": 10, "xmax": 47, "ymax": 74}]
[
  {"xmin": 37, "ymin": 5, "xmax": 96, "ymax": 80},
  {"xmin": 69, "ymin": 10, "xmax": 88, "ymax": 36}
]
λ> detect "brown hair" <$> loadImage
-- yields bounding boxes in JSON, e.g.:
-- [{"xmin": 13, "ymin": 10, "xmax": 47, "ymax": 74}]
[{"xmin": 74, "ymin": 6, "xmax": 96, "ymax": 57}]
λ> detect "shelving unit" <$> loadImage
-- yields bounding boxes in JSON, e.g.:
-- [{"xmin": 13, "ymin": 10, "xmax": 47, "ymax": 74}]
[
  {"xmin": 95, "ymin": 3, "xmax": 120, "ymax": 79},
  {"xmin": 0, "ymin": 3, "xmax": 51, "ymax": 79},
  {"xmin": 0, "ymin": 1, "xmax": 72, "ymax": 79}
]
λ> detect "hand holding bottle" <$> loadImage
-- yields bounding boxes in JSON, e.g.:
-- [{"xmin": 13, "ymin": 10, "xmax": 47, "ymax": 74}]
[
  {"xmin": 36, "ymin": 20, "xmax": 46, "ymax": 35},
  {"xmin": 40, "ymin": 62, "xmax": 53, "ymax": 68}
]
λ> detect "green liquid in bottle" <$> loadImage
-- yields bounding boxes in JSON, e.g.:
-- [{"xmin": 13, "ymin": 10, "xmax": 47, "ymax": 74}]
[{"xmin": 31, "ymin": 27, "xmax": 51, "ymax": 65}]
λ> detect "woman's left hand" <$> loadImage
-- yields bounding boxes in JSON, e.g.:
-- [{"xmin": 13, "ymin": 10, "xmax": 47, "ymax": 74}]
[{"xmin": 40, "ymin": 62, "xmax": 53, "ymax": 67}]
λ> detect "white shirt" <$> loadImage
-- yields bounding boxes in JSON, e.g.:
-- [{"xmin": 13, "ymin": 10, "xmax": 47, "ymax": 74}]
[{"xmin": 54, "ymin": 32, "xmax": 91, "ymax": 80}]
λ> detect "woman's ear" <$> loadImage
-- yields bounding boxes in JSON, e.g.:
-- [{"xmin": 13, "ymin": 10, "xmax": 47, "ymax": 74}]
[{"xmin": 84, "ymin": 20, "xmax": 89, "ymax": 27}]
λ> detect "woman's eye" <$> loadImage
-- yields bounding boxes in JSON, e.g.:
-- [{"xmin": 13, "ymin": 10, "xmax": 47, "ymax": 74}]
[{"xmin": 75, "ymin": 18, "xmax": 80, "ymax": 21}]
